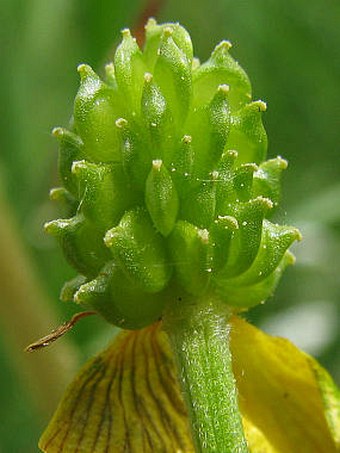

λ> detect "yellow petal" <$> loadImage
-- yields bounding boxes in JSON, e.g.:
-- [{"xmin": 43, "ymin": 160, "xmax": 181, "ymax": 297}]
[
  {"xmin": 40, "ymin": 317, "xmax": 340, "ymax": 452},
  {"xmin": 231, "ymin": 316, "xmax": 340, "ymax": 453},
  {"xmin": 39, "ymin": 324, "xmax": 194, "ymax": 452},
  {"xmin": 242, "ymin": 416, "xmax": 279, "ymax": 453},
  {"xmin": 308, "ymin": 355, "xmax": 340, "ymax": 447}
]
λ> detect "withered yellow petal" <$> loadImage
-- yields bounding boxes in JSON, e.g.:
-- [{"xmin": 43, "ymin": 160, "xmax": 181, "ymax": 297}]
[
  {"xmin": 231, "ymin": 316, "xmax": 340, "ymax": 453},
  {"xmin": 39, "ymin": 324, "xmax": 194, "ymax": 453},
  {"xmin": 39, "ymin": 317, "xmax": 340, "ymax": 452}
]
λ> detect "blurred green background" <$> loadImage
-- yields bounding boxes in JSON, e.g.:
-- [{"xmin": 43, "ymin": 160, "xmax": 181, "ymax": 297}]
[{"xmin": 1, "ymin": 0, "xmax": 340, "ymax": 450}]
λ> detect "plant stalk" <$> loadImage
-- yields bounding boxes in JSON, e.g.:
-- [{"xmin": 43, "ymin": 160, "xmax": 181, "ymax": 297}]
[
  {"xmin": 0, "ymin": 188, "xmax": 78, "ymax": 416},
  {"xmin": 164, "ymin": 296, "xmax": 248, "ymax": 453}
]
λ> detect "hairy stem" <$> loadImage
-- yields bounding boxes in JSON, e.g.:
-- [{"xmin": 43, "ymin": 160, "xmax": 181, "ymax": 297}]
[{"xmin": 164, "ymin": 296, "xmax": 248, "ymax": 453}]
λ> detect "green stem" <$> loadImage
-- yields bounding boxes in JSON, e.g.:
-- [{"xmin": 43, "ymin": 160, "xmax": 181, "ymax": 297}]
[{"xmin": 164, "ymin": 296, "xmax": 248, "ymax": 453}]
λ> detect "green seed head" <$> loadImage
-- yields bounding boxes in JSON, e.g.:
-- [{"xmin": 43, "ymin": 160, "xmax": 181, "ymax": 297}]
[{"xmin": 46, "ymin": 20, "xmax": 301, "ymax": 329}]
